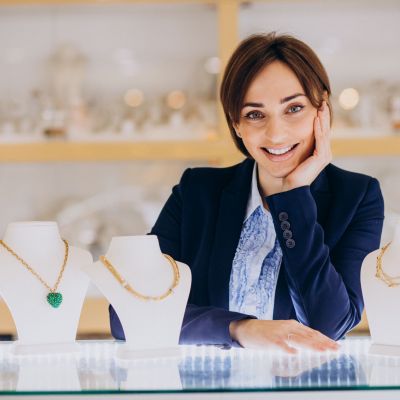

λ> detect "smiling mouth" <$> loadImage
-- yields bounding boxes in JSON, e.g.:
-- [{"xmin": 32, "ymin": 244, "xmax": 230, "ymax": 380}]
[{"xmin": 262, "ymin": 143, "xmax": 299, "ymax": 155}]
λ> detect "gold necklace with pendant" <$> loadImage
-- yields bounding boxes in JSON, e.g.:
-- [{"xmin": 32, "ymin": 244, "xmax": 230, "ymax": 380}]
[
  {"xmin": 0, "ymin": 239, "xmax": 69, "ymax": 308},
  {"xmin": 375, "ymin": 241, "xmax": 400, "ymax": 287}
]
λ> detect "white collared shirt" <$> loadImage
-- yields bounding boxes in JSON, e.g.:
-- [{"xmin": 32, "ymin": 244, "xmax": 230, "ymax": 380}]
[{"xmin": 229, "ymin": 163, "xmax": 282, "ymax": 320}]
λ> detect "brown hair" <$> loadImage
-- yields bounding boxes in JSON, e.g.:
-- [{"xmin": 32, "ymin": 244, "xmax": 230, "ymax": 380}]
[{"xmin": 220, "ymin": 32, "xmax": 332, "ymax": 157}]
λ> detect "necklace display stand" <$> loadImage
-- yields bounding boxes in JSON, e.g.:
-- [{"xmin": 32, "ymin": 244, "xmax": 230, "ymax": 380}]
[
  {"xmin": 114, "ymin": 356, "xmax": 182, "ymax": 391},
  {"xmin": 82, "ymin": 235, "xmax": 191, "ymax": 360},
  {"xmin": 0, "ymin": 222, "xmax": 92, "ymax": 356},
  {"xmin": 361, "ymin": 219, "xmax": 400, "ymax": 355},
  {"xmin": 16, "ymin": 357, "xmax": 80, "ymax": 391}
]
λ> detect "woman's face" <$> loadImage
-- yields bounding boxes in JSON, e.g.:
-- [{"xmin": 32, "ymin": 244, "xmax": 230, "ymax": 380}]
[{"xmin": 234, "ymin": 61, "xmax": 319, "ymax": 179}]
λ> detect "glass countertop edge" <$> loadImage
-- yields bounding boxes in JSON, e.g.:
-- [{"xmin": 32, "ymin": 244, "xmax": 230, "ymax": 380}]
[
  {"xmin": 3, "ymin": 386, "xmax": 400, "ymax": 395},
  {"xmin": 1, "ymin": 337, "xmax": 400, "ymax": 394}
]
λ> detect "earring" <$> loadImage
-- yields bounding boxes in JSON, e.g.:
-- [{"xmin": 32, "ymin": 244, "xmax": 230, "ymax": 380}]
[{"xmin": 236, "ymin": 131, "xmax": 241, "ymax": 138}]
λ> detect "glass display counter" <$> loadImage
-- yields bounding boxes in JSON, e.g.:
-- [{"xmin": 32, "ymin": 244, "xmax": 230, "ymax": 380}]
[{"xmin": 1, "ymin": 337, "xmax": 400, "ymax": 399}]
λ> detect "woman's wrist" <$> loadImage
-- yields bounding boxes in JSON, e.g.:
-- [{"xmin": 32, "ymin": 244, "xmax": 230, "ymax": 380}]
[
  {"xmin": 229, "ymin": 319, "xmax": 251, "ymax": 344},
  {"xmin": 229, "ymin": 320, "xmax": 239, "ymax": 341},
  {"xmin": 281, "ymin": 177, "xmax": 310, "ymax": 193}
]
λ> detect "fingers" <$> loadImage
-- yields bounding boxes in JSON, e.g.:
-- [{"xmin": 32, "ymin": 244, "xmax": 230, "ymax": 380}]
[
  {"xmin": 313, "ymin": 114, "xmax": 323, "ymax": 154},
  {"xmin": 234, "ymin": 319, "xmax": 339, "ymax": 354},
  {"xmin": 318, "ymin": 100, "xmax": 330, "ymax": 134},
  {"xmin": 314, "ymin": 101, "xmax": 332, "ymax": 163},
  {"xmin": 315, "ymin": 101, "xmax": 330, "ymax": 141},
  {"xmin": 300, "ymin": 326, "xmax": 338, "ymax": 349},
  {"xmin": 276, "ymin": 339, "xmax": 298, "ymax": 354},
  {"xmin": 287, "ymin": 332, "xmax": 337, "ymax": 352},
  {"xmin": 286, "ymin": 320, "xmax": 339, "ymax": 351},
  {"xmin": 287, "ymin": 333, "xmax": 322, "ymax": 351}
]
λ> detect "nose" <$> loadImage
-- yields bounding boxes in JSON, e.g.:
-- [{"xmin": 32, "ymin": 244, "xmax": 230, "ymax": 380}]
[{"xmin": 263, "ymin": 116, "xmax": 288, "ymax": 145}]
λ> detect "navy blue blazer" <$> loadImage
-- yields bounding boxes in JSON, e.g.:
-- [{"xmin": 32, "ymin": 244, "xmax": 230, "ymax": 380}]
[{"xmin": 110, "ymin": 158, "xmax": 384, "ymax": 347}]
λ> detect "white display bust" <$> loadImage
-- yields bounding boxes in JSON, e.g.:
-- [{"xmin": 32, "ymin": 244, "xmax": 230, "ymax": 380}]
[
  {"xmin": 361, "ymin": 219, "xmax": 400, "ymax": 355},
  {"xmin": 82, "ymin": 235, "xmax": 191, "ymax": 359},
  {"xmin": 0, "ymin": 221, "xmax": 92, "ymax": 355}
]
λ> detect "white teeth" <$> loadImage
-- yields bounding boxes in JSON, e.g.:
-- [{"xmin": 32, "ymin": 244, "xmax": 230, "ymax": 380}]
[{"xmin": 265, "ymin": 145, "xmax": 295, "ymax": 155}]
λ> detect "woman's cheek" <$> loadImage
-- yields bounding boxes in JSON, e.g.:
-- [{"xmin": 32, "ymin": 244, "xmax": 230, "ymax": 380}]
[
  {"xmin": 290, "ymin": 115, "xmax": 315, "ymax": 141},
  {"xmin": 247, "ymin": 137, "xmax": 263, "ymax": 156}
]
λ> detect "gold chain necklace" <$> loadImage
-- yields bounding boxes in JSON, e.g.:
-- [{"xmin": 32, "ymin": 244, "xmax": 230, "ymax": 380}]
[
  {"xmin": 0, "ymin": 239, "xmax": 69, "ymax": 308},
  {"xmin": 375, "ymin": 242, "xmax": 400, "ymax": 287},
  {"xmin": 99, "ymin": 254, "xmax": 180, "ymax": 301}
]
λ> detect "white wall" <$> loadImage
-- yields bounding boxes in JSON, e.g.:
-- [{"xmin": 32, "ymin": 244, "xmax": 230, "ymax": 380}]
[{"xmin": 240, "ymin": 0, "xmax": 400, "ymax": 90}]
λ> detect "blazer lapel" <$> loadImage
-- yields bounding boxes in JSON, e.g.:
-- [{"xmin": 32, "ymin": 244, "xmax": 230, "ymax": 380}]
[{"xmin": 208, "ymin": 158, "xmax": 254, "ymax": 308}]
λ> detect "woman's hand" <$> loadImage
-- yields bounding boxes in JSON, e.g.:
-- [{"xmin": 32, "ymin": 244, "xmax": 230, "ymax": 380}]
[
  {"xmin": 281, "ymin": 101, "xmax": 332, "ymax": 192},
  {"xmin": 229, "ymin": 318, "xmax": 339, "ymax": 354}
]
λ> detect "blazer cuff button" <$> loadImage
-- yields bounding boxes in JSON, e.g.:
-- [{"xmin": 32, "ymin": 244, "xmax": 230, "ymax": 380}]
[
  {"xmin": 286, "ymin": 239, "xmax": 296, "ymax": 248},
  {"xmin": 280, "ymin": 221, "xmax": 291, "ymax": 230},
  {"xmin": 278, "ymin": 212, "xmax": 289, "ymax": 221},
  {"xmin": 283, "ymin": 230, "xmax": 293, "ymax": 239}
]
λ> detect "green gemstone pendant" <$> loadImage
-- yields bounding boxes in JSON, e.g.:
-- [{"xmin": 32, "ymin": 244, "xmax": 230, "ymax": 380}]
[{"xmin": 47, "ymin": 292, "xmax": 63, "ymax": 308}]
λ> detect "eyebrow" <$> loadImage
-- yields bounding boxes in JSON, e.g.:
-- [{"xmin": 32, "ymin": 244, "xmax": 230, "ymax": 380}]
[{"xmin": 242, "ymin": 93, "xmax": 306, "ymax": 109}]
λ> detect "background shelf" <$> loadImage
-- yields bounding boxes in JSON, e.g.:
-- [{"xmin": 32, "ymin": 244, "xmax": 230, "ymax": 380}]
[
  {"xmin": 0, "ymin": 140, "xmax": 230, "ymax": 162},
  {"xmin": 0, "ymin": 137, "xmax": 399, "ymax": 163}
]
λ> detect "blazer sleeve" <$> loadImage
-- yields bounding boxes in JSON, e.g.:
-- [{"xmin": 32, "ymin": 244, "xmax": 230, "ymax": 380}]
[
  {"xmin": 109, "ymin": 168, "xmax": 255, "ymax": 348},
  {"xmin": 265, "ymin": 177, "xmax": 384, "ymax": 340}
]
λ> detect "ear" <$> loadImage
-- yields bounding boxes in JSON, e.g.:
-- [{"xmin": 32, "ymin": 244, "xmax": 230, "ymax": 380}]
[{"xmin": 232, "ymin": 122, "xmax": 241, "ymax": 138}]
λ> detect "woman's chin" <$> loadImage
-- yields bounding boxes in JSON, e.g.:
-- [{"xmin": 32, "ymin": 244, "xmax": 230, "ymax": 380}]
[{"xmin": 258, "ymin": 161, "xmax": 298, "ymax": 180}]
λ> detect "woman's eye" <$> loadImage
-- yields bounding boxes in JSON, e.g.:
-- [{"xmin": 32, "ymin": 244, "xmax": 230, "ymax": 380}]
[
  {"xmin": 287, "ymin": 105, "xmax": 304, "ymax": 114},
  {"xmin": 245, "ymin": 110, "xmax": 264, "ymax": 120}
]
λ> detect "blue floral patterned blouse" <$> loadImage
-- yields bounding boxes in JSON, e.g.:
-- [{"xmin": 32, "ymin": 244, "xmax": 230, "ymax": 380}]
[{"xmin": 229, "ymin": 163, "xmax": 283, "ymax": 319}]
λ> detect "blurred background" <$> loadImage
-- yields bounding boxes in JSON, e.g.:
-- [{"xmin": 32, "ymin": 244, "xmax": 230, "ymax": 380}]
[{"xmin": 0, "ymin": 0, "xmax": 399, "ymax": 338}]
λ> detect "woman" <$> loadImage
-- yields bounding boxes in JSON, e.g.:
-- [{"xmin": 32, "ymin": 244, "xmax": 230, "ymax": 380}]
[{"xmin": 110, "ymin": 33, "xmax": 384, "ymax": 353}]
